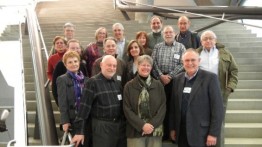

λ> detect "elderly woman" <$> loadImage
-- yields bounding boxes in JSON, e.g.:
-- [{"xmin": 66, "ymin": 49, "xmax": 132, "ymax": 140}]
[
  {"xmin": 83, "ymin": 27, "xmax": 107, "ymax": 77},
  {"xmin": 136, "ymin": 31, "xmax": 152, "ymax": 56},
  {"xmin": 123, "ymin": 55, "xmax": 166, "ymax": 147},
  {"xmin": 126, "ymin": 40, "xmax": 144, "ymax": 82},
  {"xmin": 47, "ymin": 36, "xmax": 67, "ymax": 81},
  {"xmin": 57, "ymin": 50, "xmax": 89, "ymax": 147}
]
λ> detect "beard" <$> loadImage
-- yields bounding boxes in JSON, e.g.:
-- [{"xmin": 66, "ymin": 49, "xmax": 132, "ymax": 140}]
[{"xmin": 152, "ymin": 28, "xmax": 162, "ymax": 33}]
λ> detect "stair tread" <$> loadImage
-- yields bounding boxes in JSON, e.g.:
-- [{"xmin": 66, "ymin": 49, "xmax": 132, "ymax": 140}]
[
  {"xmin": 225, "ymin": 123, "xmax": 262, "ymax": 128},
  {"xmin": 225, "ymin": 138, "xmax": 262, "ymax": 144},
  {"xmin": 227, "ymin": 110, "xmax": 262, "ymax": 113},
  {"xmin": 229, "ymin": 99, "xmax": 262, "ymax": 101}
]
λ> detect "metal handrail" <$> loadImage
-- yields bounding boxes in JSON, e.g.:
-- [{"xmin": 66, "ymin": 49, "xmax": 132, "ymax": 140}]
[
  {"xmin": 115, "ymin": 0, "xmax": 262, "ymax": 29},
  {"xmin": 25, "ymin": 5, "xmax": 58, "ymax": 145},
  {"xmin": 31, "ymin": 4, "xmax": 51, "ymax": 88}
]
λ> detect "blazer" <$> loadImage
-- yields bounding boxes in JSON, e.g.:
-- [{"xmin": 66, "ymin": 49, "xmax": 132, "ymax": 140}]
[
  {"xmin": 123, "ymin": 75, "xmax": 166, "ymax": 138},
  {"xmin": 169, "ymin": 69, "xmax": 224, "ymax": 146},
  {"xmin": 52, "ymin": 60, "xmax": 88, "ymax": 106},
  {"xmin": 57, "ymin": 73, "xmax": 88, "ymax": 125}
]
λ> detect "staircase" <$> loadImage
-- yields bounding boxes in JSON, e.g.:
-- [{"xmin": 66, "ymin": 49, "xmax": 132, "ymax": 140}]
[{"xmin": 11, "ymin": 0, "xmax": 262, "ymax": 146}]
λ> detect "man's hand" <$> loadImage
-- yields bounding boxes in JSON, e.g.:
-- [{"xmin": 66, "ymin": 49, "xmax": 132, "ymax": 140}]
[
  {"xmin": 62, "ymin": 123, "xmax": 71, "ymax": 132},
  {"xmin": 206, "ymin": 135, "xmax": 217, "ymax": 146},
  {"xmin": 160, "ymin": 75, "xmax": 171, "ymax": 85},
  {"xmin": 142, "ymin": 123, "xmax": 154, "ymax": 135},
  {"xmin": 71, "ymin": 135, "xmax": 84, "ymax": 147},
  {"xmin": 170, "ymin": 130, "xmax": 176, "ymax": 141}
]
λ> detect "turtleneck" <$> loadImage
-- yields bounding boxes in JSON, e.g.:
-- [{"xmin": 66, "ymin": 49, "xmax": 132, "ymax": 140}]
[
  {"xmin": 139, "ymin": 75, "xmax": 148, "ymax": 81},
  {"xmin": 153, "ymin": 31, "xmax": 162, "ymax": 36},
  {"xmin": 57, "ymin": 52, "xmax": 65, "ymax": 58}
]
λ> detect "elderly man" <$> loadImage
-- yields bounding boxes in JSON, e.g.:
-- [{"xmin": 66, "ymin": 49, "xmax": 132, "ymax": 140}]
[
  {"xmin": 112, "ymin": 23, "xmax": 129, "ymax": 62},
  {"xmin": 72, "ymin": 55, "xmax": 127, "ymax": 147},
  {"xmin": 151, "ymin": 25, "xmax": 186, "ymax": 141},
  {"xmin": 147, "ymin": 16, "xmax": 164, "ymax": 49},
  {"xmin": 196, "ymin": 30, "xmax": 238, "ymax": 147},
  {"xmin": 175, "ymin": 16, "xmax": 200, "ymax": 49},
  {"xmin": 92, "ymin": 37, "xmax": 126, "ymax": 86},
  {"xmin": 169, "ymin": 49, "xmax": 224, "ymax": 147},
  {"xmin": 49, "ymin": 22, "xmax": 76, "ymax": 56},
  {"xmin": 63, "ymin": 22, "xmax": 75, "ymax": 41}
]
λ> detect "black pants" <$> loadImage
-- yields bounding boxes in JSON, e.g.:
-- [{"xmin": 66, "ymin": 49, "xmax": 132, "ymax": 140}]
[
  {"xmin": 163, "ymin": 81, "xmax": 173, "ymax": 141},
  {"xmin": 92, "ymin": 118, "xmax": 127, "ymax": 147},
  {"xmin": 178, "ymin": 124, "xmax": 190, "ymax": 147}
]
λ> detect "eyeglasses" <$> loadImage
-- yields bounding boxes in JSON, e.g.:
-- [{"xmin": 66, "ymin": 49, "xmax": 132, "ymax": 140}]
[{"xmin": 202, "ymin": 37, "xmax": 215, "ymax": 41}]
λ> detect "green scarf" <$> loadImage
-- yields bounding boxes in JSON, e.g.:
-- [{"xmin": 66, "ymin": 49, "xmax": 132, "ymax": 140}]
[{"xmin": 138, "ymin": 75, "xmax": 163, "ymax": 137}]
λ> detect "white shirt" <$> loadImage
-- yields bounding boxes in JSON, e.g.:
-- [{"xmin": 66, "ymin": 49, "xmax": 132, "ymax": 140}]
[
  {"xmin": 199, "ymin": 47, "xmax": 219, "ymax": 75},
  {"xmin": 116, "ymin": 38, "xmax": 125, "ymax": 60}
]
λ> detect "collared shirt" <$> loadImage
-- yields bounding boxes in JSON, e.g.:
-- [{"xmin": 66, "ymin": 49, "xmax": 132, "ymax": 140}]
[
  {"xmin": 116, "ymin": 38, "xmax": 125, "ymax": 60},
  {"xmin": 151, "ymin": 41, "xmax": 186, "ymax": 78},
  {"xmin": 74, "ymin": 73, "xmax": 123, "ymax": 134},
  {"xmin": 199, "ymin": 47, "xmax": 219, "ymax": 75},
  {"xmin": 185, "ymin": 68, "xmax": 199, "ymax": 80}
]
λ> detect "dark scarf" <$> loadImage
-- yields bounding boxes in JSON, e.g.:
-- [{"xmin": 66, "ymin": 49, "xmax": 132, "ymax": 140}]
[
  {"xmin": 138, "ymin": 75, "xmax": 152, "ymax": 121},
  {"xmin": 67, "ymin": 70, "xmax": 85, "ymax": 112}
]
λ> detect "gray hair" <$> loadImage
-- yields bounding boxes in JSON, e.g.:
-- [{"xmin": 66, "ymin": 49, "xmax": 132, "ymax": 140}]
[
  {"xmin": 137, "ymin": 55, "xmax": 153, "ymax": 66},
  {"xmin": 200, "ymin": 30, "xmax": 217, "ymax": 41},
  {"xmin": 63, "ymin": 22, "xmax": 75, "ymax": 29},
  {"xmin": 112, "ymin": 23, "xmax": 124, "ymax": 31}
]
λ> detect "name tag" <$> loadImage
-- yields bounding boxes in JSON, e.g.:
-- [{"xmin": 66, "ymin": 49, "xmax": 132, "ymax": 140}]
[
  {"xmin": 117, "ymin": 75, "xmax": 122, "ymax": 81},
  {"xmin": 174, "ymin": 54, "xmax": 180, "ymax": 60},
  {"xmin": 117, "ymin": 94, "xmax": 122, "ymax": 101},
  {"xmin": 183, "ymin": 87, "xmax": 191, "ymax": 93}
]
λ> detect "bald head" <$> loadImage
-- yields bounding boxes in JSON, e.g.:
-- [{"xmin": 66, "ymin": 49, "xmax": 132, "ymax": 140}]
[
  {"xmin": 177, "ymin": 16, "xmax": 190, "ymax": 33},
  {"xmin": 100, "ymin": 55, "xmax": 117, "ymax": 79}
]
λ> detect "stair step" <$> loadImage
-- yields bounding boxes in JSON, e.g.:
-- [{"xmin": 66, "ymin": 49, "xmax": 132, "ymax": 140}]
[
  {"xmin": 228, "ymin": 99, "xmax": 262, "ymax": 110},
  {"xmin": 27, "ymin": 123, "xmax": 63, "ymax": 138},
  {"xmin": 238, "ymin": 72, "xmax": 262, "ymax": 80},
  {"xmin": 26, "ymin": 100, "xmax": 59, "ymax": 111},
  {"xmin": 237, "ymin": 80, "xmax": 262, "ymax": 89},
  {"xmin": 230, "ymin": 89, "xmax": 262, "ymax": 99},
  {"xmin": 28, "ymin": 137, "xmax": 41, "ymax": 145},
  {"xmin": 225, "ymin": 123, "xmax": 262, "ymax": 138},
  {"xmin": 225, "ymin": 138, "xmax": 262, "ymax": 147},
  {"xmin": 27, "ymin": 111, "xmax": 60, "ymax": 124},
  {"xmin": 232, "ymin": 52, "xmax": 262, "ymax": 58},
  {"xmin": 238, "ymin": 65, "xmax": 262, "ymax": 72},
  {"xmin": 223, "ymin": 42, "xmax": 262, "ymax": 48},
  {"xmin": 235, "ymin": 58, "xmax": 262, "ymax": 65},
  {"xmin": 225, "ymin": 110, "xmax": 262, "ymax": 123}
]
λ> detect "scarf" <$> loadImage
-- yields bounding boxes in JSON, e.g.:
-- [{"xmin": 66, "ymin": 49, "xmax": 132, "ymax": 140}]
[
  {"xmin": 138, "ymin": 75, "xmax": 163, "ymax": 137},
  {"xmin": 138, "ymin": 75, "xmax": 152, "ymax": 122},
  {"xmin": 67, "ymin": 70, "xmax": 85, "ymax": 112}
]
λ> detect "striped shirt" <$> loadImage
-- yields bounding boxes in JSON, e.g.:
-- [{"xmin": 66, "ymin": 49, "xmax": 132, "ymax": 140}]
[
  {"xmin": 74, "ymin": 73, "xmax": 123, "ymax": 134},
  {"xmin": 151, "ymin": 41, "xmax": 186, "ymax": 78}
]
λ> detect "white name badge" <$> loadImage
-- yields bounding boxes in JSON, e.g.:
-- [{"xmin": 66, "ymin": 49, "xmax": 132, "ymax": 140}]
[
  {"xmin": 117, "ymin": 75, "xmax": 122, "ymax": 81},
  {"xmin": 117, "ymin": 94, "xmax": 122, "ymax": 101},
  {"xmin": 174, "ymin": 54, "xmax": 180, "ymax": 60},
  {"xmin": 183, "ymin": 87, "xmax": 192, "ymax": 93}
]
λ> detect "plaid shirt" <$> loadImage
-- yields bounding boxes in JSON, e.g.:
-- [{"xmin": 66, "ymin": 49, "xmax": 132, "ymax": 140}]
[
  {"xmin": 74, "ymin": 73, "xmax": 123, "ymax": 134},
  {"xmin": 151, "ymin": 41, "xmax": 186, "ymax": 78}
]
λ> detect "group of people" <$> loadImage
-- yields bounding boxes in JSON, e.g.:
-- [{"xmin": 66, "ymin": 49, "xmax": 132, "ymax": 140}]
[{"xmin": 46, "ymin": 15, "xmax": 239, "ymax": 147}]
